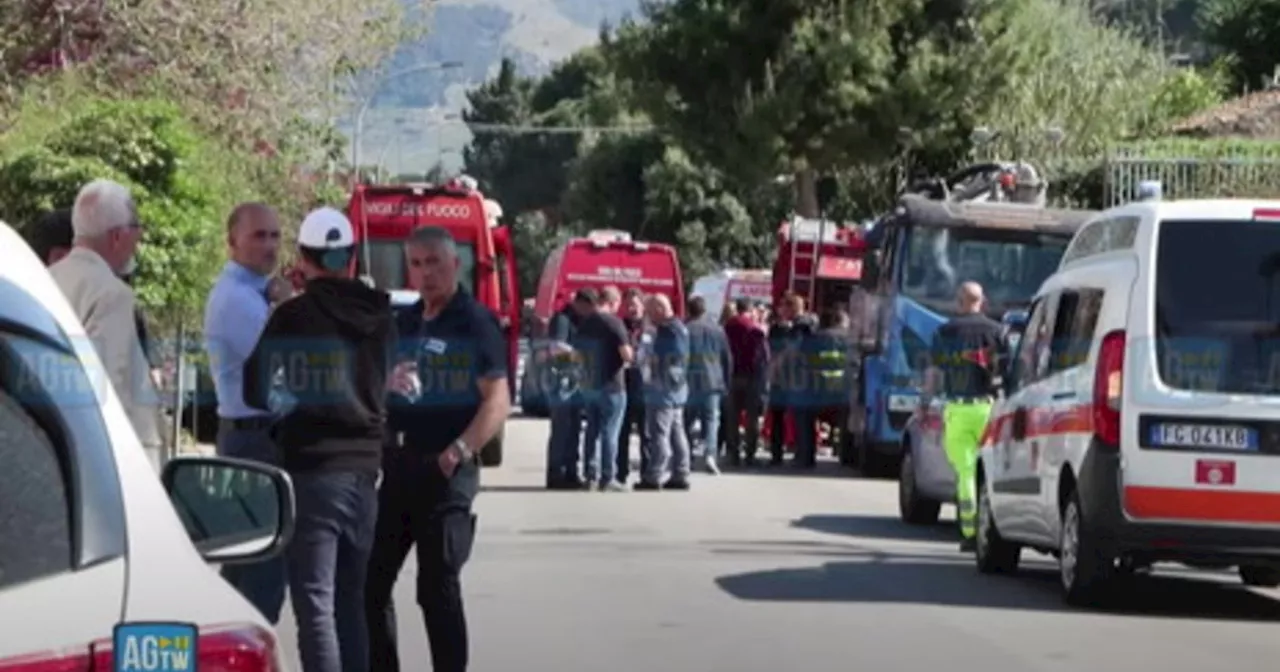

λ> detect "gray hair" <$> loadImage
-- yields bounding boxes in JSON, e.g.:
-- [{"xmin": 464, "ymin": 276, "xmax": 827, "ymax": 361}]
[
  {"xmin": 72, "ymin": 179, "xmax": 135, "ymax": 239},
  {"xmin": 405, "ymin": 226, "xmax": 457, "ymax": 257}
]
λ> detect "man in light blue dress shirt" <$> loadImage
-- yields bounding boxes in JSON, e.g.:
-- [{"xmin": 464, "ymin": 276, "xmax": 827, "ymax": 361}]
[{"xmin": 202, "ymin": 202, "xmax": 286, "ymax": 623}]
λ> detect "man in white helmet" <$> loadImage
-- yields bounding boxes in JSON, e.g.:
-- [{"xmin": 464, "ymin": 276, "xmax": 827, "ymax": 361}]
[{"xmin": 242, "ymin": 207, "xmax": 396, "ymax": 672}]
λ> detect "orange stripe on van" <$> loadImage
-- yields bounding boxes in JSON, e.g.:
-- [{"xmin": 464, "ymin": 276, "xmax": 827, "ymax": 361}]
[
  {"xmin": 979, "ymin": 403, "xmax": 1094, "ymax": 447},
  {"xmin": 1124, "ymin": 486, "xmax": 1280, "ymax": 524}
]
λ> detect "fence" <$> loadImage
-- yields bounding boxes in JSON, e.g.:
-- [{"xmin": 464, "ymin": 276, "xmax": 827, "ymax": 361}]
[{"xmin": 1043, "ymin": 141, "xmax": 1280, "ymax": 209}]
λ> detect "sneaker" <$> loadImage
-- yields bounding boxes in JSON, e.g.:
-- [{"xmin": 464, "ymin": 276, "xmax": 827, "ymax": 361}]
[
  {"xmin": 602, "ymin": 481, "xmax": 629, "ymax": 492},
  {"xmin": 705, "ymin": 459, "xmax": 721, "ymax": 476},
  {"xmin": 663, "ymin": 479, "xmax": 691, "ymax": 491},
  {"xmin": 634, "ymin": 480, "xmax": 662, "ymax": 491}
]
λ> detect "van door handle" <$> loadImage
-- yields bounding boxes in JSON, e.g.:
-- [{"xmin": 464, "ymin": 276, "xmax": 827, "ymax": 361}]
[{"xmin": 1051, "ymin": 391, "xmax": 1077, "ymax": 400}]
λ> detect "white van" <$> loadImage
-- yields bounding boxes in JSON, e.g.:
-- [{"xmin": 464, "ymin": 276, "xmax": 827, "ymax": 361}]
[
  {"xmin": 975, "ymin": 199, "xmax": 1280, "ymax": 606},
  {"xmin": 689, "ymin": 269, "xmax": 772, "ymax": 320}
]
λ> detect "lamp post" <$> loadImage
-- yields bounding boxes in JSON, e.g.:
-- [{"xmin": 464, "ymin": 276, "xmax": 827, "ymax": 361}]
[{"xmin": 350, "ymin": 60, "xmax": 463, "ymax": 182}]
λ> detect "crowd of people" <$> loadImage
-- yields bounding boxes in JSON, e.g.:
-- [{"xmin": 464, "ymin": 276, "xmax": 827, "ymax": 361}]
[
  {"xmin": 22, "ymin": 179, "xmax": 504, "ymax": 672},
  {"xmin": 539, "ymin": 286, "xmax": 857, "ymax": 491}
]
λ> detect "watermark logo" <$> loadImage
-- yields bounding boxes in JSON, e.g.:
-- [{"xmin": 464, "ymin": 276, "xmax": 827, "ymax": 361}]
[{"xmin": 112, "ymin": 622, "xmax": 197, "ymax": 672}]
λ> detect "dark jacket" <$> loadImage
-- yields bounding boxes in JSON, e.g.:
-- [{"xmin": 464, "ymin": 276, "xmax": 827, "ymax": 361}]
[
  {"xmin": 243, "ymin": 277, "xmax": 394, "ymax": 474},
  {"xmin": 685, "ymin": 316, "xmax": 732, "ymax": 400},
  {"xmin": 768, "ymin": 319, "xmax": 813, "ymax": 405},
  {"xmin": 724, "ymin": 314, "xmax": 768, "ymax": 379},
  {"xmin": 622, "ymin": 316, "xmax": 645, "ymax": 399}
]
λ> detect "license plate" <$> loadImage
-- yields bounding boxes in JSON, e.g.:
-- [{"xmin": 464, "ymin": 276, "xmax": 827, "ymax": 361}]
[{"xmin": 1149, "ymin": 423, "xmax": 1257, "ymax": 450}]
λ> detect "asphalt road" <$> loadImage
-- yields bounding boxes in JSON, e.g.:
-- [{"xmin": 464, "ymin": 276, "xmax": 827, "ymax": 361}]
[{"xmin": 277, "ymin": 416, "xmax": 1280, "ymax": 671}]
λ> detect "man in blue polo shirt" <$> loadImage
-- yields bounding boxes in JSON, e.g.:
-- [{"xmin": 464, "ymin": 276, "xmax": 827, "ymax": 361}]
[{"xmin": 367, "ymin": 226, "xmax": 511, "ymax": 672}]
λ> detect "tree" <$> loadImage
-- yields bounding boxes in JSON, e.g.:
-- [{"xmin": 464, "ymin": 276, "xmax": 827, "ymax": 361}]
[
  {"xmin": 1199, "ymin": 0, "xmax": 1280, "ymax": 91},
  {"xmin": 1, "ymin": 0, "xmax": 429, "ymax": 166},
  {"xmin": 606, "ymin": 0, "xmax": 1019, "ymax": 216},
  {"xmin": 0, "ymin": 88, "xmax": 278, "ymax": 329}
]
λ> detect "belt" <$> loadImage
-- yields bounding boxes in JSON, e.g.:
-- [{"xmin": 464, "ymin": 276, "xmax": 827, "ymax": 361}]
[{"xmin": 220, "ymin": 416, "xmax": 274, "ymax": 430}]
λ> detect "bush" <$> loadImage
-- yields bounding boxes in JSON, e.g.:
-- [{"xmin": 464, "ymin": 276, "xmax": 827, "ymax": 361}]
[{"xmin": 0, "ymin": 91, "xmax": 260, "ymax": 328}]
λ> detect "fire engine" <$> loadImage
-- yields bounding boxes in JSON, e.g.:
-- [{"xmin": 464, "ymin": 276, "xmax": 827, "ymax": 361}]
[{"xmin": 771, "ymin": 216, "xmax": 869, "ymax": 314}]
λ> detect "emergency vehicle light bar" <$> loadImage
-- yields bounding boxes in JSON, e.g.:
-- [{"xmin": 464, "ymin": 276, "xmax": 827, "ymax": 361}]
[{"xmin": 587, "ymin": 229, "xmax": 633, "ymax": 247}]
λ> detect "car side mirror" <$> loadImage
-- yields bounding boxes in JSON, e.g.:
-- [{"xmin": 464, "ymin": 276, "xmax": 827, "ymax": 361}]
[{"xmin": 162, "ymin": 456, "xmax": 295, "ymax": 565}]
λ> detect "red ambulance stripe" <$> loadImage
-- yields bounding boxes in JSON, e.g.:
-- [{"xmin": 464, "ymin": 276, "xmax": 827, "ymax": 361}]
[
  {"xmin": 1124, "ymin": 486, "xmax": 1280, "ymax": 524},
  {"xmin": 979, "ymin": 403, "xmax": 1094, "ymax": 447}
]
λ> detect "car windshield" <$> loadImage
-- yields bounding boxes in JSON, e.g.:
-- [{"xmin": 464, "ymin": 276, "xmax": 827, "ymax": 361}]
[
  {"xmin": 359, "ymin": 240, "xmax": 476, "ymax": 294},
  {"xmin": 1156, "ymin": 219, "xmax": 1280, "ymax": 395},
  {"xmin": 900, "ymin": 226, "xmax": 1068, "ymax": 313}
]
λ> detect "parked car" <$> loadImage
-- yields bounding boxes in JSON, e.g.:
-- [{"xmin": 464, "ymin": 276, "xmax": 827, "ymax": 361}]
[{"xmin": 0, "ymin": 220, "xmax": 296, "ymax": 671}]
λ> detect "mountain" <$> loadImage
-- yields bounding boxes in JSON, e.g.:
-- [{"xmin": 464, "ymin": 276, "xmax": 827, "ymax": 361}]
[{"xmin": 348, "ymin": 0, "xmax": 640, "ymax": 176}]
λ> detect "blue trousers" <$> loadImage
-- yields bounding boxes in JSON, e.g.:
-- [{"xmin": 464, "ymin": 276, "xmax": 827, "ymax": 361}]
[
  {"xmin": 583, "ymin": 390, "xmax": 627, "ymax": 485},
  {"xmin": 216, "ymin": 423, "xmax": 287, "ymax": 624},
  {"xmin": 288, "ymin": 470, "xmax": 378, "ymax": 672}
]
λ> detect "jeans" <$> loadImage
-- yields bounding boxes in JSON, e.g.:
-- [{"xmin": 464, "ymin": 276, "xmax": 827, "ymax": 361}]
[
  {"xmin": 582, "ymin": 390, "xmax": 627, "ymax": 485},
  {"xmin": 644, "ymin": 406, "xmax": 691, "ymax": 484},
  {"xmin": 546, "ymin": 399, "xmax": 582, "ymax": 484},
  {"xmin": 216, "ymin": 422, "xmax": 287, "ymax": 624},
  {"xmin": 288, "ymin": 470, "xmax": 379, "ymax": 672},
  {"xmin": 685, "ymin": 393, "xmax": 722, "ymax": 461},
  {"xmin": 617, "ymin": 396, "xmax": 647, "ymax": 482},
  {"xmin": 367, "ymin": 454, "xmax": 479, "ymax": 672}
]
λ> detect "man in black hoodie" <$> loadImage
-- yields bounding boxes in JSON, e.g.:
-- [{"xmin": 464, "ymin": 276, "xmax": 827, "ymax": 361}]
[{"xmin": 243, "ymin": 207, "xmax": 394, "ymax": 672}]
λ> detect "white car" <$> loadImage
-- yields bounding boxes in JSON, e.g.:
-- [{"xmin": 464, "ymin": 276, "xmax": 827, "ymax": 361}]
[
  {"xmin": 975, "ymin": 199, "xmax": 1280, "ymax": 606},
  {"xmin": 0, "ymin": 221, "xmax": 296, "ymax": 670}
]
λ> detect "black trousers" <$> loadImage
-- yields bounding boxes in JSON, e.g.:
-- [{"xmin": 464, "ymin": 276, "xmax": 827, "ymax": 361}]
[{"xmin": 366, "ymin": 453, "xmax": 478, "ymax": 672}]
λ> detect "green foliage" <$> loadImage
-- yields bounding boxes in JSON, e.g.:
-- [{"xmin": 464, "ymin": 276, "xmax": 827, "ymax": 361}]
[
  {"xmin": 0, "ymin": 88, "xmax": 274, "ymax": 328},
  {"xmin": 1198, "ymin": 0, "xmax": 1280, "ymax": 91},
  {"xmin": 1142, "ymin": 65, "xmax": 1229, "ymax": 134}
]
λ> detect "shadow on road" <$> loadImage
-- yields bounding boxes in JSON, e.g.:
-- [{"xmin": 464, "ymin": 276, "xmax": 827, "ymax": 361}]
[
  {"xmin": 791, "ymin": 514, "xmax": 955, "ymax": 543},
  {"xmin": 715, "ymin": 555, "xmax": 1280, "ymax": 620}
]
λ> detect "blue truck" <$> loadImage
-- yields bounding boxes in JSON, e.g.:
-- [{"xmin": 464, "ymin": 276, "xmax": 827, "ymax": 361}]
[{"xmin": 844, "ymin": 164, "xmax": 1095, "ymax": 477}]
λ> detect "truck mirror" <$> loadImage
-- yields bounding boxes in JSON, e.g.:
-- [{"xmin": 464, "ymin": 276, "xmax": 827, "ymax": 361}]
[{"xmin": 817, "ymin": 176, "xmax": 839, "ymax": 213}]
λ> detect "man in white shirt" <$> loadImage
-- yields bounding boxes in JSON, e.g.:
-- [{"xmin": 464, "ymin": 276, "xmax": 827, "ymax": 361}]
[{"xmin": 49, "ymin": 179, "xmax": 164, "ymax": 469}]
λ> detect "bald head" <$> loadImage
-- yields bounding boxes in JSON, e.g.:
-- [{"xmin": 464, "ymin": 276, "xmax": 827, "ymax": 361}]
[
  {"xmin": 226, "ymin": 202, "xmax": 280, "ymax": 275},
  {"xmin": 957, "ymin": 281, "xmax": 984, "ymax": 313}
]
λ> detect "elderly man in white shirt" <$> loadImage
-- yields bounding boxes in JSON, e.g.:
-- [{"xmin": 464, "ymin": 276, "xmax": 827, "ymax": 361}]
[{"xmin": 49, "ymin": 179, "xmax": 164, "ymax": 469}]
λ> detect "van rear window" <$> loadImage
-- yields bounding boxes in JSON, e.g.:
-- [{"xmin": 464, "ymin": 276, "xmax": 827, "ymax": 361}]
[{"xmin": 1155, "ymin": 219, "xmax": 1280, "ymax": 394}]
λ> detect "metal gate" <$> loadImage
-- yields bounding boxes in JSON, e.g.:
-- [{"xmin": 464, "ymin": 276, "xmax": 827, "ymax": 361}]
[{"xmin": 1103, "ymin": 145, "xmax": 1280, "ymax": 206}]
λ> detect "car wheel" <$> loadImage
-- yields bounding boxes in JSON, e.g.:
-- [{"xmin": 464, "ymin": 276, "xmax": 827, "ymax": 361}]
[
  {"xmin": 975, "ymin": 477, "xmax": 1020, "ymax": 573},
  {"xmin": 1239, "ymin": 565, "xmax": 1280, "ymax": 588},
  {"xmin": 898, "ymin": 450, "xmax": 941, "ymax": 524},
  {"xmin": 1059, "ymin": 491, "xmax": 1113, "ymax": 606}
]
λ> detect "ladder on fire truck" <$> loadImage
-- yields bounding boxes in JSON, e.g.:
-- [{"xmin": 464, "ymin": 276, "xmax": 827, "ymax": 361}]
[{"xmin": 787, "ymin": 216, "xmax": 841, "ymax": 309}]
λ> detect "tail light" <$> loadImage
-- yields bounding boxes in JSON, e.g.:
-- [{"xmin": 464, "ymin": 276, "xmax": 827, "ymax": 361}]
[
  {"xmin": 0, "ymin": 624, "xmax": 279, "ymax": 672},
  {"xmin": 1092, "ymin": 330, "xmax": 1126, "ymax": 447}
]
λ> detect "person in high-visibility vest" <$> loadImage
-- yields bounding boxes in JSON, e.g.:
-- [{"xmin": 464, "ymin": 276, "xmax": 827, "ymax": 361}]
[{"xmin": 924, "ymin": 282, "xmax": 1003, "ymax": 552}]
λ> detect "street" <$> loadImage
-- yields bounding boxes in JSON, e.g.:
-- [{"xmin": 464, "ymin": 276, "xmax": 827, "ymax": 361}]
[{"xmin": 277, "ymin": 417, "xmax": 1280, "ymax": 671}]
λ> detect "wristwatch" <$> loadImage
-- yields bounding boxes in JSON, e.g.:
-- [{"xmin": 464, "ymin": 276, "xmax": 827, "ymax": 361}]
[{"xmin": 451, "ymin": 439, "xmax": 473, "ymax": 463}]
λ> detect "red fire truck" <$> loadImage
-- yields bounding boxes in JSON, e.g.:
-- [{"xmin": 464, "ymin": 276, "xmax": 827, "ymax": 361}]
[
  {"xmin": 771, "ymin": 215, "xmax": 868, "ymax": 313},
  {"xmin": 767, "ymin": 216, "xmax": 869, "ymax": 452},
  {"xmin": 346, "ymin": 177, "xmax": 521, "ymax": 466}
]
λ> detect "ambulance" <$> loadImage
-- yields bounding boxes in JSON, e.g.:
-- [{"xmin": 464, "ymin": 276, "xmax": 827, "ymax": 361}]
[
  {"xmin": 975, "ymin": 198, "xmax": 1280, "ymax": 606},
  {"xmin": 690, "ymin": 269, "xmax": 773, "ymax": 320}
]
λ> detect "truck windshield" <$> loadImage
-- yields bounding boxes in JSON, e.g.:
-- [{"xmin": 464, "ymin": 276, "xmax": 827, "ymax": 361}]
[
  {"xmin": 360, "ymin": 240, "xmax": 477, "ymax": 294},
  {"xmin": 1156, "ymin": 219, "xmax": 1280, "ymax": 394},
  {"xmin": 900, "ymin": 227, "xmax": 1068, "ymax": 312}
]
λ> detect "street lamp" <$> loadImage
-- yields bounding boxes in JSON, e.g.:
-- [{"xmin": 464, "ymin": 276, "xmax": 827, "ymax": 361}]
[{"xmin": 350, "ymin": 60, "xmax": 463, "ymax": 180}]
